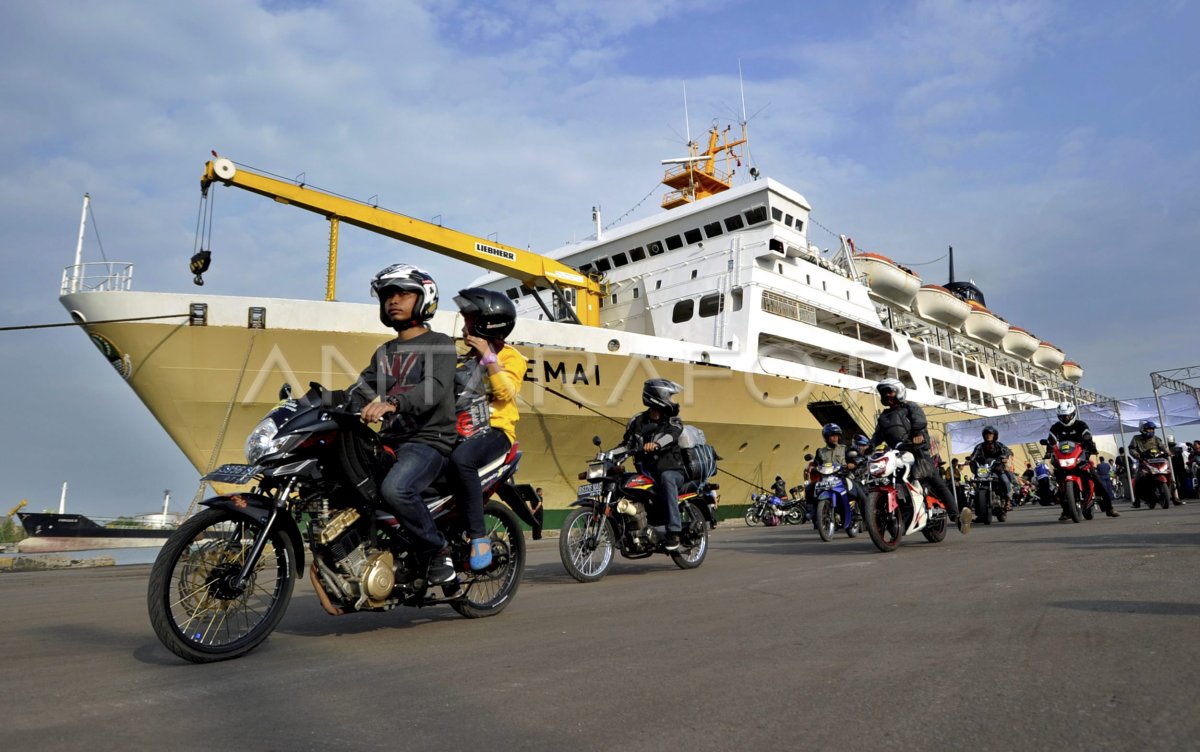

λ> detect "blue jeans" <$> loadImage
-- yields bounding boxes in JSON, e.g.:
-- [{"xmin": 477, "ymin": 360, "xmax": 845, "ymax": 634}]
[
  {"xmin": 379, "ymin": 442, "xmax": 448, "ymax": 553},
  {"xmin": 655, "ymin": 469, "xmax": 685, "ymax": 533},
  {"xmin": 449, "ymin": 430, "xmax": 511, "ymax": 539}
]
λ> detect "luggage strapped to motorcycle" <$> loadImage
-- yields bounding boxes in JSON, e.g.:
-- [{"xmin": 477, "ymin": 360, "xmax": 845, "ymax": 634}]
[{"xmin": 679, "ymin": 424, "xmax": 718, "ymax": 482}]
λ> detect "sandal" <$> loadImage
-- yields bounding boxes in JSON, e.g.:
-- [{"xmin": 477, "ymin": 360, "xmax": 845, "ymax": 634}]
[{"xmin": 469, "ymin": 537, "xmax": 493, "ymax": 571}]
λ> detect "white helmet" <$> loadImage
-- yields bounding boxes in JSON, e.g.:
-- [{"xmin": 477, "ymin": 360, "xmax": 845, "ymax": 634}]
[
  {"xmin": 876, "ymin": 377, "xmax": 906, "ymax": 403},
  {"xmin": 1056, "ymin": 401, "xmax": 1076, "ymax": 425}
]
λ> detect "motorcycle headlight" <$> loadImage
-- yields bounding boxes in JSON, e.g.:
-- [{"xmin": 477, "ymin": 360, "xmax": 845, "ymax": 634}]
[
  {"xmin": 586, "ymin": 463, "xmax": 606, "ymax": 481},
  {"xmin": 245, "ymin": 418, "xmax": 281, "ymax": 464},
  {"xmin": 869, "ymin": 459, "xmax": 888, "ymax": 477}
]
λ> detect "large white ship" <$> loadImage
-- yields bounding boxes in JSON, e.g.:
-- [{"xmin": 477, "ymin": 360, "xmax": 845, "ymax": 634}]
[{"xmin": 59, "ymin": 126, "xmax": 1105, "ymax": 522}]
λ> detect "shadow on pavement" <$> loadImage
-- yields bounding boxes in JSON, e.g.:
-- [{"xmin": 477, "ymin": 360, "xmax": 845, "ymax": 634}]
[{"xmin": 1051, "ymin": 599, "xmax": 1200, "ymax": 616}]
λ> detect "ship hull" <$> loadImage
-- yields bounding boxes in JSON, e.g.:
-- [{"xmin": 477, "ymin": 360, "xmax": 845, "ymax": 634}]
[{"xmin": 16, "ymin": 512, "xmax": 174, "ymax": 553}]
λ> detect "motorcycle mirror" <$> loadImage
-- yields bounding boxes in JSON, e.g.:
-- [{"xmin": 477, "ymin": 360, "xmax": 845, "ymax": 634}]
[
  {"xmin": 592, "ymin": 435, "xmax": 602, "ymax": 447},
  {"xmin": 804, "ymin": 454, "xmax": 813, "ymax": 462},
  {"xmin": 278, "ymin": 383, "xmax": 293, "ymax": 401},
  {"xmin": 1039, "ymin": 439, "xmax": 1048, "ymax": 446}
]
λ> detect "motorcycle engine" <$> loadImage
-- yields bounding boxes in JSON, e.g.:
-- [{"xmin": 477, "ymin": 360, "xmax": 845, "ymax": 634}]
[
  {"xmin": 617, "ymin": 499, "xmax": 654, "ymax": 551},
  {"xmin": 314, "ymin": 509, "xmax": 396, "ymax": 608}
]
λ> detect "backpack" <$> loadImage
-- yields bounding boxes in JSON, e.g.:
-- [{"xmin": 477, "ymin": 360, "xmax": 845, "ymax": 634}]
[{"xmin": 678, "ymin": 424, "xmax": 718, "ymax": 482}]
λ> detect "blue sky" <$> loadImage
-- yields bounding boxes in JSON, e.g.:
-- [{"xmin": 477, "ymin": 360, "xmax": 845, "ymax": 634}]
[{"xmin": 1, "ymin": 0, "xmax": 1198, "ymax": 517}]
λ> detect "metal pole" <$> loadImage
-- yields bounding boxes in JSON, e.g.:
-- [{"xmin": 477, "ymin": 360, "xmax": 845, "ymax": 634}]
[
  {"xmin": 1113, "ymin": 399, "xmax": 1135, "ymax": 501},
  {"xmin": 326, "ymin": 216, "xmax": 339, "ymax": 301},
  {"xmin": 1152, "ymin": 378, "xmax": 1180, "ymax": 501},
  {"xmin": 72, "ymin": 194, "xmax": 90, "ymax": 293}
]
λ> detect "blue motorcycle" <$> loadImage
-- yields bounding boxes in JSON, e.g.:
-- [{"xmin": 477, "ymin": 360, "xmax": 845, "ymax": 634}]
[{"xmin": 811, "ymin": 462, "xmax": 862, "ymax": 541}]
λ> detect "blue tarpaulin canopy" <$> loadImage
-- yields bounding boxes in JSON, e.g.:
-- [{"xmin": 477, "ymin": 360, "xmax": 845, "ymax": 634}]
[{"xmin": 946, "ymin": 393, "xmax": 1200, "ymax": 454}]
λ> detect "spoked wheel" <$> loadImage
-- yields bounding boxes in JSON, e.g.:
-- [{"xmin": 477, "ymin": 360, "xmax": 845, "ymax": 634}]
[
  {"xmin": 814, "ymin": 498, "xmax": 836, "ymax": 542},
  {"xmin": 452, "ymin": 501, "xmax": 526, "ymax": 618},
  {"xmin": 671, "ymin": 502, "xmax": 709, "ymax": 570},
  {"xmin": 744, "ymin": 506, "xmax": 763, "ymax": 527},
  {"xmin": 1063, "ymin": 482, "xmax": 1082, "ymax": 523},
  {"xmin": 147, "ymin": 508, "xmax": 295, "ymax": 664},
  {"xmin": 864, "ymin": 491, "xmax": 903, "ymax": 553},
  {"xmin": 559, "ymin": 508, "xmax": 616, "ymax": 583}
]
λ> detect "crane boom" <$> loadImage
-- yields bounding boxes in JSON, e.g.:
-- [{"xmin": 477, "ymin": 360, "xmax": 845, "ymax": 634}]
[
  {"xmin": 200, "ymin": 157, "xmax": 601, "ymax": 326},
  {"xmin": 6, "ymin": 499, "xmax": 27, "ymax": 517}
]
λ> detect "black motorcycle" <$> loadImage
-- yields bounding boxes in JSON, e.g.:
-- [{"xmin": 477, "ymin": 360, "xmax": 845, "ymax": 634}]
[
  {"xmin": 970, "ymin": 460, "xmax": 1009, "ymax": 524},
  {"xmin": 147, "ymin": 383, "xmax": 534, "ymax": 663},
  {"xmin": 559, "ymin": 436, "xmax": 715, "ymax": 582}
]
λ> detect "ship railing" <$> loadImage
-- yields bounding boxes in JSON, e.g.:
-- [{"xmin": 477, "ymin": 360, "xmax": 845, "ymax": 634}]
[{"xmin": 61, "ymin": 262, "xmax": 134, "ymax": 295}]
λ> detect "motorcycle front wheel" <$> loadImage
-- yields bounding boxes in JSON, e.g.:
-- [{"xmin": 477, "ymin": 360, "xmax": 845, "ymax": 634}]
[
  {"xmin": 744, "ymin": 505, "xmax": 763, "ymax": 527},
  {"xmin": 864, "ymin": 491, "xmax": 903, "ymax": 553},
  {"xmin": 451, "ymin": 501, "xmax": 526, "ymax": 618},
  {"xmin": 671, "ymin": 502, "xmax": 709, "ymax": 570},
  {"xmin": 1063, "ymin": 482, "xmax": 1082, "ymax": 523},
  {"xmin": 977, "ymin": 485, "xmax": 992, "ymax": 526},
  {"xmin": 147, "ymin": 508, "xmax": 296, "ymax": 664},
  {"xmin": 559, "ymin": 508, "xmax": 616, "ymax": 583},
  {"xmin": 814, "ymin": 498, "xmax": 835, "ymax": 542}
]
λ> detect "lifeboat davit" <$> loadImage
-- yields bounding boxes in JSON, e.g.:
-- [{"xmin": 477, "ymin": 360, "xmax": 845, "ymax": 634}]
[
  {"xmin": 963, "ymin": 301, "xmax": 1009, "ymax": 346},
  {"xmin": 1001, "ymin": 326, "xmax": 1039, "ymax": 360},
  {"xmin": 914, "ymin": 285, "xmax": 970, "ymax": 331},
  {"xmin": 1062, "ymin": 360, "xmax": 1084, "ymax": 384},
  {"xmin": 1033, "ymin": 341, "xmax": 1066, "ymax": 371},
  {"xmin": 855, "ymin": 253, "xmax": 921, "ymax": 311}
]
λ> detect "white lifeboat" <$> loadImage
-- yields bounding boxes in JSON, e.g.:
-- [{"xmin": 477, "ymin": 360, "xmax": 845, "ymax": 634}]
[
  {"xmin": 1033, "ymin": 341, "xmax": 1066, "ymax": 371},
  {"xmin": 914, "ymin": 285, "xmax": 970, "ymax": 331},
  {"xmin": 854, "ymin": 253, "xmax": 921, "ymax": 311},
  {"xmin": 1001, "ymin": 326, "xmax": 1039, "ymax": 360},
  {"xmin": 963, "ymin": 301, "xmax": 1009, "ymax": 346},
  {"xmin": 1062, "ymin": 360, "xmax": 1084, "ymax": 384}
]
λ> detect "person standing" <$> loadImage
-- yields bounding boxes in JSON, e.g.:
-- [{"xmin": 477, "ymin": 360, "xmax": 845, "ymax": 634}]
[
  {"xmin": 1097, "ymin": 456, "xmax": 1115, "ymax": 503},
  {"xmin": 1115, "ymin": 447, "xmax": 1133, "ymax": 500},
  {"xmin": 531, "ymin": 487, "xmax": 545, "ymax": 540}
]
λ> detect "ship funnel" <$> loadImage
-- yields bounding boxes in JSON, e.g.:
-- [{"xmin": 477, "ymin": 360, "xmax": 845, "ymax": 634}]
[
  {"xmin": 948, "ymin": 246, "xmax": 955, "ymax": 284},
  {"xmin": 59, "ymin": 481, "xmax": 68, "ymax": 514}
]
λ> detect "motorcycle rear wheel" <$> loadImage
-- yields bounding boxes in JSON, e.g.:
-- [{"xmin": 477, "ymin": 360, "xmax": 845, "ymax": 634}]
[
  {"xmin": 814, "ymin": 498, "xmax": 836, "ymax": 542},
  {"xmin": 1063, "ymin": 482, "xmax": 1082, "ymax": 523},
  {"xmin": 559, "ymin": 508, "xmax": 615, "ymax": 583},
  {"xmin": 1155, "ymin": 484, "xmax": 1170, "ymax": 510},
  {"xmin": 671, "ymin": 502, "xmax": 708, "ymax": 570},
  {"xmin": 147, "ymin": 508, "xmax": 295, "ymax": 664},
  {"xmin": 864, "ymin": 491, "xmax": 903, "ymax": 553},
  {"xmin": 451, "ymin": 501, "xmax": 526, "ymax": 618},
  {"xmin": 785, "ymin": 507, "xmax": 804, "ymax": 525}
]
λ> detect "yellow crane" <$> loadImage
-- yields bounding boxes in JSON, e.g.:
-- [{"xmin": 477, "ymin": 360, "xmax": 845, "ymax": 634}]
[
  {"xmin": 6, "ymin": 499, "xmax": 27, "ymax": 517},
  {"xmin": 198, "ymin": 157, "xmax": 602, "ymax": 326}
]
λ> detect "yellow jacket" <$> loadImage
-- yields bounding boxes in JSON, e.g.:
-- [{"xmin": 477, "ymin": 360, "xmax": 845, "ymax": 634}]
[{"xmin": 489, "ymin": 345, "xmax": 528, "ymax": 445}]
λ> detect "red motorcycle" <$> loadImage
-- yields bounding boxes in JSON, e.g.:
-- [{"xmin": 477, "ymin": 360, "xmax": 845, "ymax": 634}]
[
  {"xmin": 1043, "ymin": 439, "xmax": 1095, "ymax": 523},
  {"xmin": 1134, "ymin": 449, "xmax": 1173, "ymax": 509}
]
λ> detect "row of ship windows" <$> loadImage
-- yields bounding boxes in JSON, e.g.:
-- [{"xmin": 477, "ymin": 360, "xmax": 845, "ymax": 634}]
[
  {"xmin": 769, "ymin": 206, "xmax": 806, "ymax": 232},
  {"xmin": 931, "ymin": 378, "xmax": 997, "ymax": 409},
  {"xmin": 908, "ymin": 341, "xmax": 984, "ymax": 378}
]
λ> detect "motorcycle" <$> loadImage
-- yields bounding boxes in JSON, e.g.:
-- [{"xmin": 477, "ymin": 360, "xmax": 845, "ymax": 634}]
[
  {"xmin": 1034, "ymin": 464, "xmax": 1057, "ymax": 507},
  {"xmin": 744, "ymin": 493, "xmax": 798, "ymax": 526},
  {"xmin": 811, "ymin": 462, "xmax": 862, "ymax": 541},
  {"xmin": 147, "ymin": 383, "xmax": 533, "ymax": 663},
  {"xmin": 1043, "ymin": 439, "xmax": 1095, "ymax": 523},
  {"xmin": 558, "ymin": 436, "xmax": 715, "ymax": 583},
  {"xmin": 969, "ymin": 460, "xmax": 1009, "ymax": 525},
  {"xmin": 1134, "ymin": 450, "xmax": 1172, "ymax": 509},
  {"xmin": 861, "ymin": 445, "xmax": 949, "ymax": 553}
]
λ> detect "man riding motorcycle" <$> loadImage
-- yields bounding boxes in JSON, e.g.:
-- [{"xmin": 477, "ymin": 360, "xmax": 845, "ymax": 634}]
[
  {"xmin": 804, "ymin": 423, "xmax": 867, "ymax": 521},
  {"xmin": 620, "ymin": 379, "xmax": 687, "ymax": 551},
  {"xmin": 869, "ymin": 378, "xmax": 972, "ymax": 533},
  {"xmin": 967, "ymin": 425, "xmax": 1015, "ymax": 510},
  {"xmin": 1045, "ymin": 402, "xmax": 1119, "ymax": 518},
  {"xmin": 1127, "ymin": 421, "xmax": 1170, "ymax": 507}
]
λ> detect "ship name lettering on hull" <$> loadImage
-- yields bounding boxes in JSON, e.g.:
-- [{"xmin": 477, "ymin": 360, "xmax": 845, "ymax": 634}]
[{"xmin": 523, "ymin": 360, "xmax": 601, "ymax": 386}]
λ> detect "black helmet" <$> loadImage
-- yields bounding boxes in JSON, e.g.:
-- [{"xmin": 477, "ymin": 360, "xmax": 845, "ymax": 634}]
[
  {"xmin": 982, "ymin": 425, "xmax": 998, "ymax": 441},
  {"xmin": 642, "ymin": 378, "xmax": 681, "ymax": 416},
  {"xmin": 454, "ymin": 287, "xmax": 517, "ymax": 341},
  {"xmin": 821, "ymin": 423, "xmax": 842, "ymax": 441},
  {"xmin": 371, "ymin": 263, "xmax": 439, "ymax": 330}
]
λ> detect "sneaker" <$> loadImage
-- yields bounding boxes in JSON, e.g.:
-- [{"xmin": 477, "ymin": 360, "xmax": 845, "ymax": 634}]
[
  {"xmin": 664, "ymin": 532, "xmax": 681, "ymax": 551},
  {"xmin": 1106, "ymin": 510, "xmax": 1121, "ymax": 518},
  {"xmin": 426, "ymin": 551, "xmax": 456, "ymax": 584},
  {"xmin": 957, "ymin": 507, "xmax": 973, "ymax": 534}
]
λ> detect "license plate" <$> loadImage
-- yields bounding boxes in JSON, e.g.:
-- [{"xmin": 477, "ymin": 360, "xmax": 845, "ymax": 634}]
[
  {"xmin": 202, "ymin": 463, "xmax": 259, "ymax": 485},
  {"xmin": 578, "ymin": 482, "xmax": 603, "ymax": 498}
]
